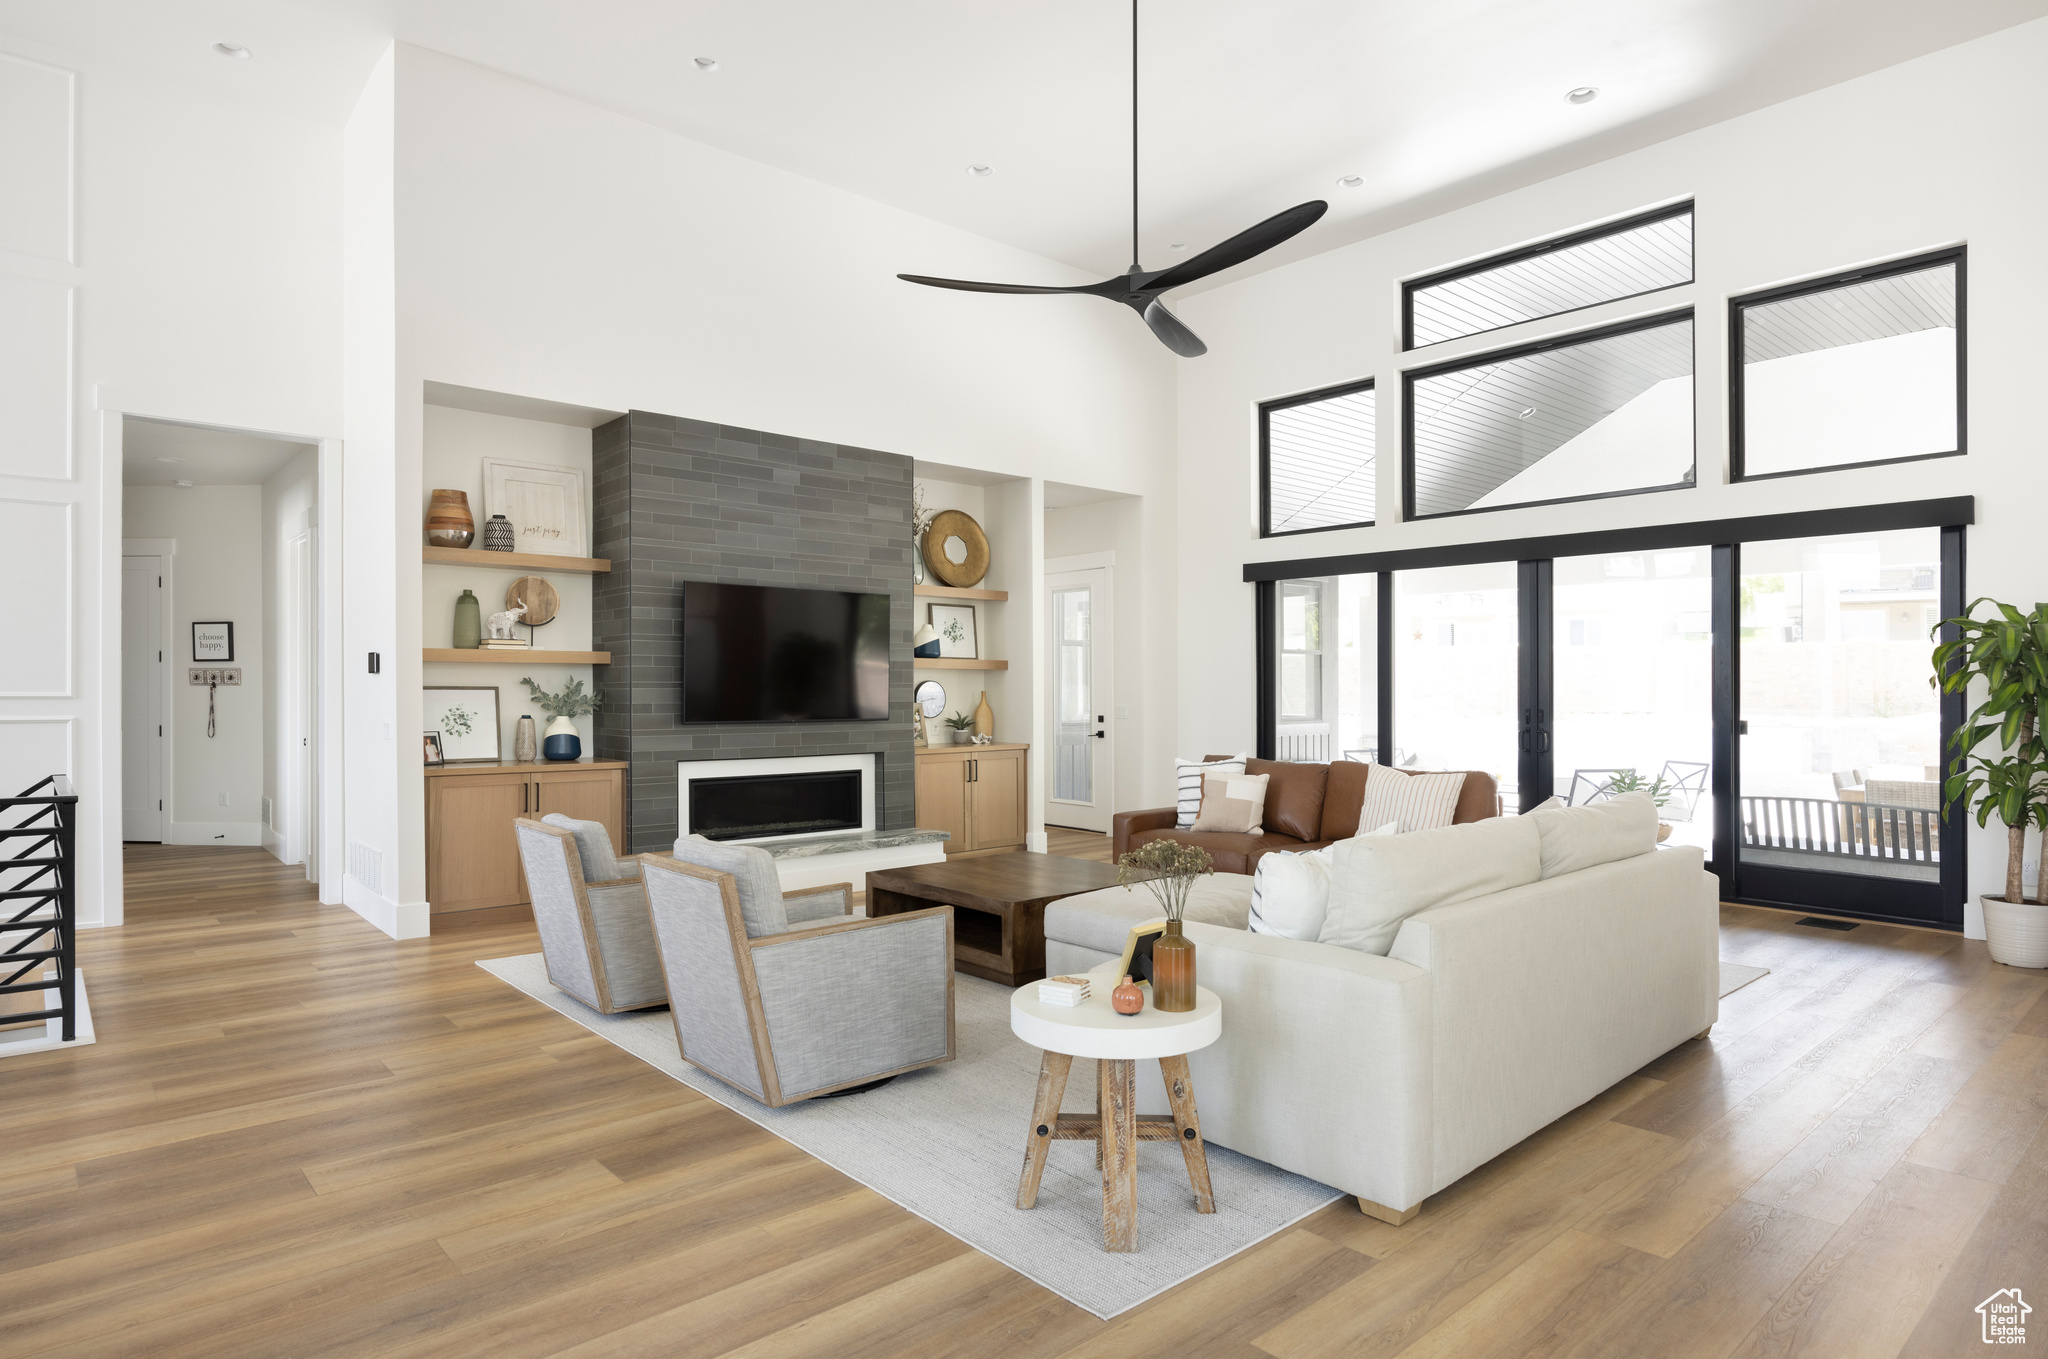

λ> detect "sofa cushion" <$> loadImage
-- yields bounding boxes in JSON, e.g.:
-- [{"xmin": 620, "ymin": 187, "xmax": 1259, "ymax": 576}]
[
  {"xmin": 1045, "ymin": 873, "xmax": 1256, "ymax": 955},
  {"xmin": 1358, "ymin": 766, "xmax": 1467, "ymax": 833},
  {"xmin": 1127, "ymin": 827, "xmax": 1330, "ymax": 875},
  {"xmin": 1177, "ymin": 755, "xmax": 1247, "ymax": 829},
  {"xmin": 1319, "ymin": 760, "xmax": 1371, "ymax": 840},
  {"xmin": 1192, "ymin": 771, "xmax": 1269, "ymax": 834},
  {"xmin": 1319, "ymin": 814, "xmax": 1541, "ymax": 955},
  {"xmin": 1526, "ymin": 791, "xmax": 1659, "ymax": 879},
  {"xmin": 1250, "ymin": 821, "xmax": 1397, "ymax": 941},
  {"xmin": 1245, "ymin": 759, "xmax": 1329, "ymax": 842}
]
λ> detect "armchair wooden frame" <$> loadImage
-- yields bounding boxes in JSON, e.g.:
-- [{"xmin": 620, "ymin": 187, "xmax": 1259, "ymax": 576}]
[
  {"xmin": 514, "ymin": 818, "xmax": 663, "ymax": 1015},
  {"xmin": 641, "ymin": 855, "xmax": 957, "ymax": 1108}
]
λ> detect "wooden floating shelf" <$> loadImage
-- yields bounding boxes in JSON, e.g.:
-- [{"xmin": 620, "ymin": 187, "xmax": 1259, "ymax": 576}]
[
  {"xmin": 424, "ymin": 649, "xmax": 611, "ymax": 665},
  {"xmin": 912, "ymin": 657, "xmax": 1008, "ymax": 671},
  {"xmin": 423, "ymin": 546, "xmax": 611, "ymax": 574},
  {"xmin": 915, "ymin": 583, "xmax": 1007, "ymax": 602}
]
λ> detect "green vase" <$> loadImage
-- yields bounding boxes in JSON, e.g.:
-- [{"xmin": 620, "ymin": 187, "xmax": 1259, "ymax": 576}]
[{"xmin": 453, "ymin": 589, "xmax": 482, "ymax": 649}]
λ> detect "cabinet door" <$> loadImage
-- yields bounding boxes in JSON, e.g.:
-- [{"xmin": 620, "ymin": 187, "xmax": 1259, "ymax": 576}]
[
  {"xmin": 535, "ymin": 767, "xmax": 624, "ymax": 853},
  {"xmin": 427, "ymin": 773, "xmax": 533, "ymax": 914},
  {"xmin": 968, "ymin": 749, "xmax": 1026, "ymax": 850},
  {"xmin": 915, "ymin": 755, "xmax": 970, "ymax": 854}
]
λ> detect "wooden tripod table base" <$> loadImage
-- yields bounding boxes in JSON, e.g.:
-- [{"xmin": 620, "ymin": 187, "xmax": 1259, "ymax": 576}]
[{"xmin": 1016, "ymin": 1050, "xmax": 1215, "ymax": 1252}]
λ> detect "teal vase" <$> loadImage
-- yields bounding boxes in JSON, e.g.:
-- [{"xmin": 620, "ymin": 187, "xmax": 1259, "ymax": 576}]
[{"xmin": 453, "ymin": 589, "xmax": 482, "ymax": 649}]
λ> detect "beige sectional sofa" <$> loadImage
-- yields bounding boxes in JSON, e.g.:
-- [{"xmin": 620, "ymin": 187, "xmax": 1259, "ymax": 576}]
[{"xmin": 1043, "ymin": 816, "xmax": 1719, "ymax": 1222}]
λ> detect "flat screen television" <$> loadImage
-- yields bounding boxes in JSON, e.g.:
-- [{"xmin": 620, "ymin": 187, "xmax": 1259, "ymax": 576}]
[{"xmin": 681, "ymin": 582, "xmax": 890, "ymax": 723}]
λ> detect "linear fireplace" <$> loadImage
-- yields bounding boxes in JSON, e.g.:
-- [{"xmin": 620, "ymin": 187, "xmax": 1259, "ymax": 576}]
[
  {"xmin": 677, "ymin": 753, "xmax": 878, "ymax": 844},
  {"xmin": 690, "ymin": 770, "xmax": 862, "ymax": 841}
]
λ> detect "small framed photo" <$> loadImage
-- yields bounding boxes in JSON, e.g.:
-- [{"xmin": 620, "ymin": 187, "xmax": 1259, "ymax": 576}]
[
  {"xmin": 423, "ymin": 686, "xmax": 502, "ymax": 763},
  {"xmin": 928, "ymin": 603, "xmax": 978, "ymax": 659},
  {"xmin": 192, "ymin": 621, "xmax": 235, "ymax": 662},
  {"xmin": 422, "ymin": 732, "xmax": 446, "ymax": 766},
  {"xmin": 1115, "ymin": 919, "xmax": 1169, "ymax": 989}
]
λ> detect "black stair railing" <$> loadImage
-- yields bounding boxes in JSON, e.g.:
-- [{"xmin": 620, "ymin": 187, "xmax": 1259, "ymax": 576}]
[{"xmin": 1, "ymin": 775, "xmax": 78, "ymax": 1043}]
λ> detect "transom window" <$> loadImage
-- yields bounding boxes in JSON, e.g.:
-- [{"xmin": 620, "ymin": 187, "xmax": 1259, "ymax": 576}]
[{"xmin": 1261, "ymin": 379, "xmax": 1376, "ymax": 537}]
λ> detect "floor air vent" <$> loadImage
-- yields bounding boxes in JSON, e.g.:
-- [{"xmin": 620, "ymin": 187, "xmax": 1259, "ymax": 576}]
[{"xmin": 1795, "ymin": 916, "xmax": 1859, "ymax": 931}]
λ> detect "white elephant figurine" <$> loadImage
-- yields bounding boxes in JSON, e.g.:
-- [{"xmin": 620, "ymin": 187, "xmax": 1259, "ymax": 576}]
[{"xmin": 486, "ymin": 602, "xmax": 527, "ymax": 640}]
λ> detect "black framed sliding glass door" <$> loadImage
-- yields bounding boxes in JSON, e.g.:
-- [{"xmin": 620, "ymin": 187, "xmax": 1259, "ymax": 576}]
[{"xmin": 1254, "ymin": 498, "xmax": 1970, "ymax": 929}]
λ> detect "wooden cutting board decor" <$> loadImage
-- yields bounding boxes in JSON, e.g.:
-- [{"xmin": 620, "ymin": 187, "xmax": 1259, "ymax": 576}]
[{"xmin": 505, "ymin": 576, "xmax": 560, "ymax": 626}]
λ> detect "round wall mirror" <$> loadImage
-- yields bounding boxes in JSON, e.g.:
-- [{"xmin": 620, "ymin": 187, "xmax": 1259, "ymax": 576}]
[{"xmin": 914, "ymin": 679, "xmax": 946, "ymax": 719}]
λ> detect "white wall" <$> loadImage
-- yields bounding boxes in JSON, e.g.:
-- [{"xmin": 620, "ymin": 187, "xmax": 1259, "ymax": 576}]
[
  {"xmin": 421, "ymin": 403, "xmax": 595, "ymax": 760},
  {"xmin": 369, "ymin": 43, "xmax": 1181, "ymax": 914},
  {"xmin": 262, "ymin": 448, "xmax": 317, "ymax": 862},
  {"xmin": 123, "ymin": 485, "xmax": 265, "ymax": 843},
  {"xmin": 1173, "ymin": 20, "xmax": 2048, "ymax": 931},
  {"xmin": 0, "ymin": 31, "xmax": 342, "ymax": 925}
]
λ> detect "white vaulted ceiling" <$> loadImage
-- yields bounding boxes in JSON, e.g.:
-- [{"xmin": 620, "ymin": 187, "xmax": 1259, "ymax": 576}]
[{"xmin": 4, "ymin": 0, "xmax": 2045, "ymax": 285}]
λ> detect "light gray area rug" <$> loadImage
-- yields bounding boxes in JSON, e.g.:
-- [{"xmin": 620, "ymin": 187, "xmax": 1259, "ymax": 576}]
[
  {"xmin": 1719, "ymin": 960, "xmax": 1770, "ymax": 997},
  {"xmin": 478, "ymin": 954, "xmax": 1341, "ymax": 1319}
]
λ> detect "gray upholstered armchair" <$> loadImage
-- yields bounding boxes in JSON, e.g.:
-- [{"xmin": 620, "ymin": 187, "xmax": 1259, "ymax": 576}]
[
  {"xmin": 643, "ymin": 840, "xmax": 955, "ymax": 1107},
  {"xmin": 513, "ymin": 816, "xmax": 666, "ymax": 1014}
]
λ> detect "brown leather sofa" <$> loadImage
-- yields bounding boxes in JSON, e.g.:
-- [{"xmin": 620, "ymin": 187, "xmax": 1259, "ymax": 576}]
[{"xmin": 1113, "ymin": 757, "xmax": 1501, "ymax": 875}]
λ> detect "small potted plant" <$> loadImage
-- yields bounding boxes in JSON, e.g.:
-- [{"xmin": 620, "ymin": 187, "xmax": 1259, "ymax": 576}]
[
  {"xmin": 1934, "ymin": 599, "xmax": 2048, "ymax": 967},
  {"xmin": 1116, "ymin": 839, "xmax": 1214, "ymax": 1012},
  {"xmin": 936, "ymin": 710, "xmax": 974, "ymax": 746},
  {"xmin": 1602, "ymin": 769, "xmax": 1675, "ymax": 841},
  {"xmin": 521, "ymin": 675, "xmax": 601, "ymax": 762}
]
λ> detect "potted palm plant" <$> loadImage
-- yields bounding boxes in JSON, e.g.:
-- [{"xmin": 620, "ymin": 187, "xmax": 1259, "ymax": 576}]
[{"xmin": 1933, "ymin": 599, "xmax": 2048, "ymax": 967}]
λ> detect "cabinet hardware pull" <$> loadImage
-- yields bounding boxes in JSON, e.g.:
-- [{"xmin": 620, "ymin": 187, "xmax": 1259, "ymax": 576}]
[
  {"xmin": 534, "ymin": 781, "xmax": 542, "ymax": 811},
  {"xmin": 522, "ymin": 782, "xmax": 528, "ymax": 813}
]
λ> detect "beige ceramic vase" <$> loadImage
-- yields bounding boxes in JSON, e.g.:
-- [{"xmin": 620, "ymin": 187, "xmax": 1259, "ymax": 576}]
[
  {"xmin": 426, "ymin": 489, "xmax": 476, "ymax": 548},
  {"xmin": 973, "ymin": 690, "xmax": 994, "ymax": 740}
]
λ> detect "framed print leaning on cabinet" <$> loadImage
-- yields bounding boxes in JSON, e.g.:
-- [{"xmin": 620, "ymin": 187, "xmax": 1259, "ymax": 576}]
[{"xmin": 423, "ymin": 686, "xmax": 501, "ymax": 763}]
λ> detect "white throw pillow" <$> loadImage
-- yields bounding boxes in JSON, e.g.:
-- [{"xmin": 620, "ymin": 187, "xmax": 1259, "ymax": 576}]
[
  {"xmin": 1525, "ymin": 791, "xmax": 1659, "ymax": 879},
  {"xmin": 1175, "ymin": 754, "xmax": 1247, "ymax": 829},
  {"xmin": 1319, "ymin": 815, "xmax": 1542, "ymax": 956},
  {"xmin": 1249, "ymin": 821, "xmax": 1397, "ymax": 940},
  {"xmin": 1357, "ymin": 765, "xmax": 1467, "ymax": 833}
]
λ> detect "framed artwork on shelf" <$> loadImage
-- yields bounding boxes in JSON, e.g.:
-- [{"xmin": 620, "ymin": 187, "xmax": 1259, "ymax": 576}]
[
  {"xmin": 423, "ymin": 686, "xmax": 502, "ymax": 763},
  {"xmin": 192, "ymin": 621, "xmax": 234, "ymax": 662},
  {"xmin": 928, "ymin": 603, "xmax": 978, "ymax": 659},
  {"xmin": 422, "ymin": 732, "xmax": 446, "ymax": 766},
  {"xmin": 482, "ymin": 458, "xmax": 589, "ymax": 557}
]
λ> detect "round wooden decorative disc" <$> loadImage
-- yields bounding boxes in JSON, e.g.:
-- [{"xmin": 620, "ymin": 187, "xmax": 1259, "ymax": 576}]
[
  {"xmin": 505, "ymin": 576, "xmax": 560, "ymax": 626},
  {"xmin": 922, "ymin": 509, "xmax": 990, "ymax": 588}
]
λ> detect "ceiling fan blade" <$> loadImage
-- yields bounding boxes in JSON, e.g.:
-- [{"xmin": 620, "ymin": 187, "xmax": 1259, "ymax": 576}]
[
  {"xmin": 1142, "ymin": 299, "xmax": 1207, "ymax": 357},
  {"xmin": 897, "ymin": 273, "xmax": 1097, "ymax": 295},
  {"xmin": 1142, "ymin": 200, "xmax": 1329, "ymax": 293}
]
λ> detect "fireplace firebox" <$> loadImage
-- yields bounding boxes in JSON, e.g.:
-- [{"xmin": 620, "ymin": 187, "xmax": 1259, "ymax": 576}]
[{"xmin": 688, "ymin": 769, "xmax": 864, "ymax": 842}]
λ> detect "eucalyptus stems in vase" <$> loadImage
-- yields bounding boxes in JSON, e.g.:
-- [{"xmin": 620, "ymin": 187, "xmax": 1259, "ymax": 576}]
[{"xmin": 1117, "ymin": 839, "xmax": 1213, "ymax": 1012}]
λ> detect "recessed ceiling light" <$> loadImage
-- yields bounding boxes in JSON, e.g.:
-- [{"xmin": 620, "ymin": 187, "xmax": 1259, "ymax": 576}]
[
  {"xmin": 154, "ymin": 456, "xmax": 186, "ymax": 464},
  {"xmin": 1565, "ymin": 86, "xmax": 1598, "ymax": 104},
  {"xmin": 1168, "ymin": 242, "xmax": 1187, "ymax": 250},
  {"xmin": 1337, "ymin": 175, "xmax": 1363, "ymax": 189},
  {"xmin": 1518, "ymin": 406, "xmax": 1538, "ymax": 418},
  {"xmin": 692, "ymin": 57, "xmax": 719, "ymax": 72},
  {"xmin": 172, "ymin": 479, "xmax": 195, "ymax": 488},
  {"xmin": 965, "ymin": 164, "xmax": 993, "ymax": 178},
  {"xmin": 212, "ymin": 42, "xmax": 251, "ymax": 60}
]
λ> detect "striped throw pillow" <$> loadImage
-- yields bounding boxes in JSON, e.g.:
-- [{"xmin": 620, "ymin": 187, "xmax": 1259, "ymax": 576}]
[
  {"xmin": 1175, "ymin": 755, "xmax": 1247, "ymax": 829},
  {"xmin": 1357, "ymin": 766, "xmax": 1467, "ymax": 834}
]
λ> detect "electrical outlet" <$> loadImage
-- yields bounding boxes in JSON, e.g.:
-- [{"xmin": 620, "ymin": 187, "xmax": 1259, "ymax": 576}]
[
  {"xmin": 188, "ymin": 668, "xmax": 208, "ymax": 686},
  {"xmin": 219, "ymin": 668, "xmax": 242, "ymax": 686}
]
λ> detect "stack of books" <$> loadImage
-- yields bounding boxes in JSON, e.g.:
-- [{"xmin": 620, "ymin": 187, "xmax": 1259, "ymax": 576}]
[
  {"xmin": 1036, "ymin": 975, "xmax": 1091, "ymax": 1008},
  {"xmin": 478, "ymin": 637, "xmax": 530, "ymax": 650}
]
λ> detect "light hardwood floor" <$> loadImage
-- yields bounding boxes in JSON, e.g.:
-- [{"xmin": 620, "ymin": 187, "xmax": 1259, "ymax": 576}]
[{"xmin": 1, "ymin": 842, "xmax": 2041, "ymax": 1357}]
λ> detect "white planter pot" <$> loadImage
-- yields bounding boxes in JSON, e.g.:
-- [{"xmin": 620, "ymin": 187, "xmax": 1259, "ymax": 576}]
[{"xmin": 1982, "ymin": 895, "xmax": 2048, "ymax": 969}]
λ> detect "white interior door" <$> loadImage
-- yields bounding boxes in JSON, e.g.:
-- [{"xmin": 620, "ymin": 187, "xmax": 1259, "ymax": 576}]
[
  {"xmin": 1045, "ymin": 567, "xmax": 1112, "ymax": 833},
  {"xmin": 287, "ymin": 529, "xmax": 315, "ymax": 874},
  {"xmin": 121, "ymin": 555, "xmax": 165, "ymax": 842}
]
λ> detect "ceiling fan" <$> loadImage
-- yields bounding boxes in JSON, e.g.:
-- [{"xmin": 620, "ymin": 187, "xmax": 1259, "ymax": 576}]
[{"xmin": 897, "ymin": 0, "xmax": 1327, "ymax": 357}]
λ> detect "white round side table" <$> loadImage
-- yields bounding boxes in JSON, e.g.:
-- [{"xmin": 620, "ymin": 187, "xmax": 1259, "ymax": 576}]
[{"xmin": 1010, "ymin": 971, "xmax": 1222, "ymax": 1253}]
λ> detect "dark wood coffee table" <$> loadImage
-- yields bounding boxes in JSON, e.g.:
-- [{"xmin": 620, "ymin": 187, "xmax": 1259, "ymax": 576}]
[{"xmin": 865, "ymin": 853, "xmax": 1127, "ymax": 987}]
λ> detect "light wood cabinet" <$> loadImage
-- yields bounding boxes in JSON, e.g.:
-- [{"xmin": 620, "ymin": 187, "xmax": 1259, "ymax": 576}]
[
  {"xmin": 915, "ymin": 744, "xmax": 1027, "ymax": 857},
  {"xmin": 425, "ymin": 761, "xmax": 626, "ymax": 914}
]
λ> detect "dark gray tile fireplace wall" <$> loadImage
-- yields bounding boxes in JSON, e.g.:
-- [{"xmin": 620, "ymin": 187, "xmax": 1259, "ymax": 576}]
[{"xmin": 591, "ymin": 411, "xmax": 915, "ymax": 853}]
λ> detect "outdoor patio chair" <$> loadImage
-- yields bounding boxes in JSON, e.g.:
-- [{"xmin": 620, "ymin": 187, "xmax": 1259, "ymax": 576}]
[
  {"xmin": 1567, "ymin": 768, "xmax": 1632, "ymax": 806},
  {"xmin": 1658, "ymin": 761, "xmax": 1710, "ymax": 822}
]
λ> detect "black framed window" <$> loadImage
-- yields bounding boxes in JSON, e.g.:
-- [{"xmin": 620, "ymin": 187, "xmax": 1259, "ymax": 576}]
[
  {"xmin": 1403, "ymin": 310, "xmax": 1695, "ymax": 522},
  {"xmin": 1731, "ymin": 248, "xmax": 1964, "ymax": 482},
  {"xmin": 1260, "ymin": 379, "xmax": 1375, "ymax": 537},
  {"xmin": 1404, "ymin": 201, "xmax": 1692, "ymax": 349}
]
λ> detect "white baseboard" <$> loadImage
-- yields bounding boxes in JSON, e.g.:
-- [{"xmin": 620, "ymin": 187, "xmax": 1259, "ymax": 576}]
[
  {"xmin": 343, "ymin": 873, "xmax": 430, "ymax": 941},
  {"xmin": 262, "ymin": 826, "xmax": 286, "ymax": 858},
  {"xmin": 1026, "ymin": 831, "xmax": 1049, "ymax": 854},
  {"xmin": 1963, "ymin": 896, "xmax": 1986, "ymax": 940},
  {"xmin": 0, "ymin": 969, "xmax": 94, "ymax": 1058},
  {"xmin": 168, "ymin": 820, "xmax": 265, "ymax": 847},
  {"xmin": 774, "ymin": 842, "xmax": 947, "ymax": 894}
]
